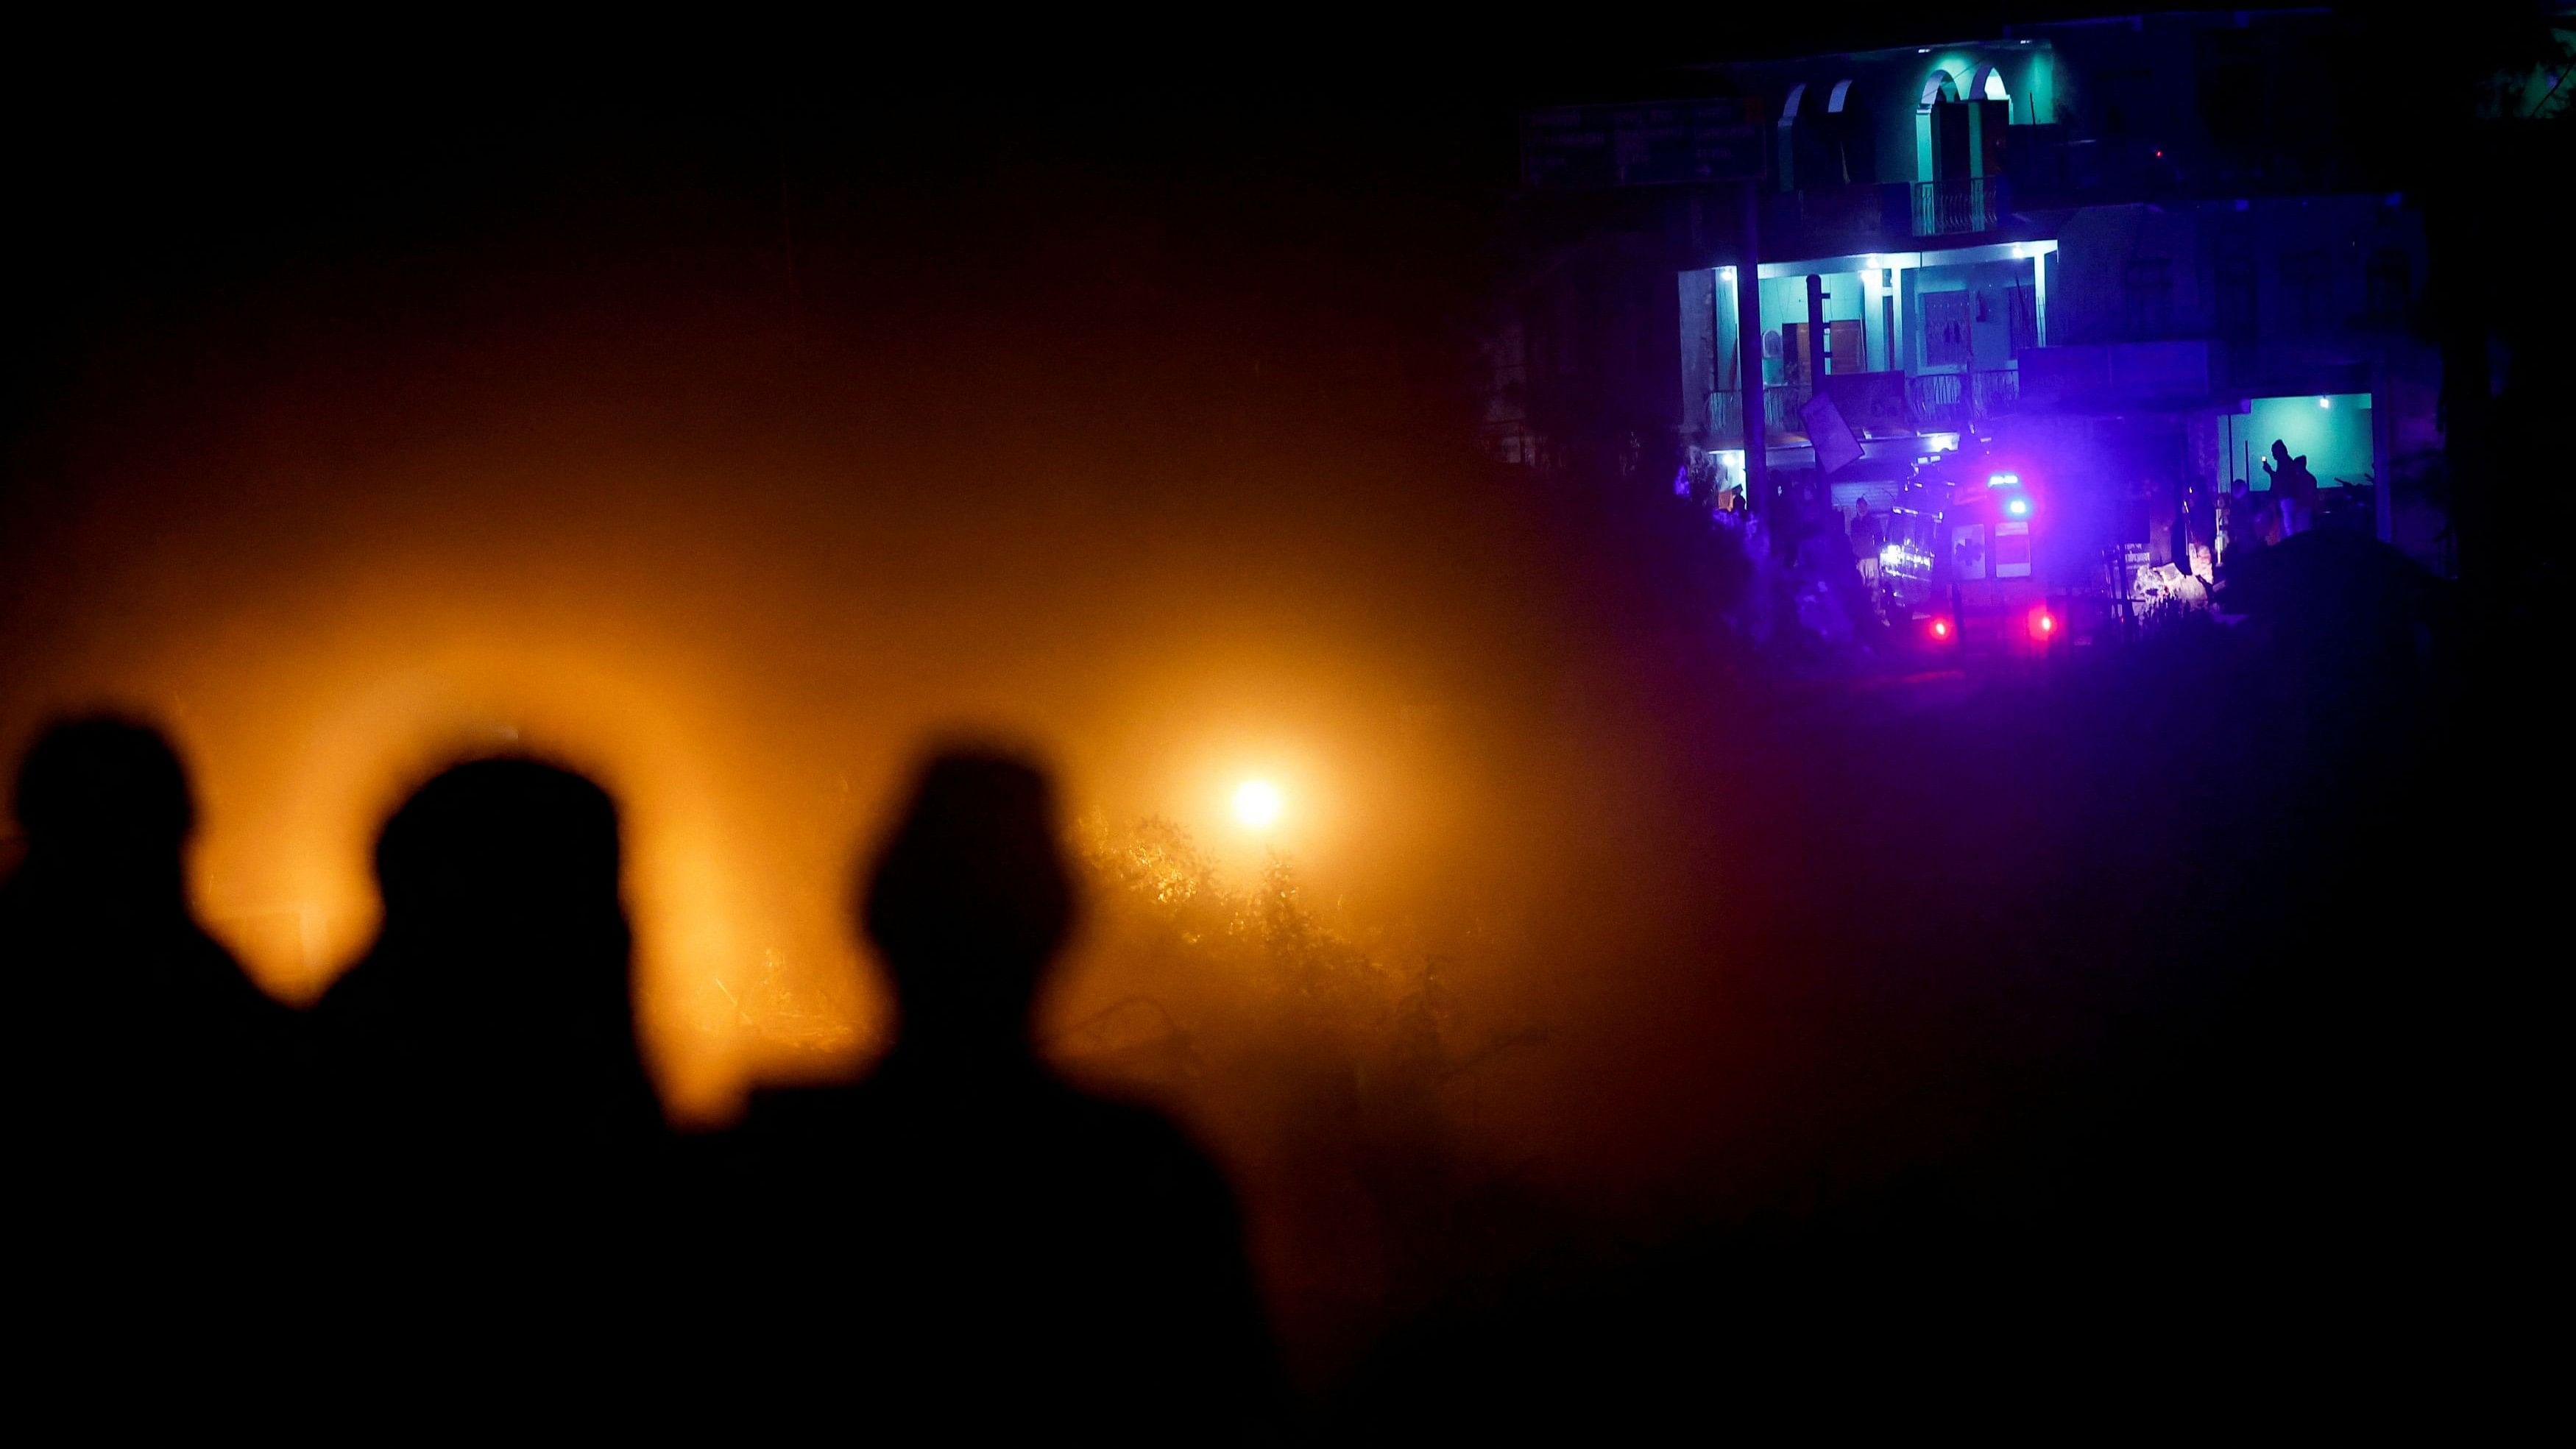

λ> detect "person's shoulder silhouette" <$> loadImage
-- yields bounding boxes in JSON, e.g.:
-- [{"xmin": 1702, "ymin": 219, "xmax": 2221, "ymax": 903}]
[
  {"xmin": 0, "ymin": 715, "xmax": 289, "ymax": 1158},
  {"xmin": 0, "ymin": 714, "xmax": 295, "ymax": 1365},
  {"xmin": 312, "ymin": 755, "xmax": 662, "ymax": 1169},
  {"xmin": 297, "ymin": 754, "xmax": 671, "ymax": 1415},
  {"xmin": 733, "ymin": 748, "xmax": 1276, "ymax": 1439}
]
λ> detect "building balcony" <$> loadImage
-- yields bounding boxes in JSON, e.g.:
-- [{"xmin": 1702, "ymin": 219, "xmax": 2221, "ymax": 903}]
[
  {"xmin": 1707, "ymin": 369, "xmax": 2004, "ymax": 449},
  {"xmin": 1707, "ymin": 386, "xmax": 1822, "ymax": 447},
  {"xmin": 1906, "ymin": 369, "xmax": 2021, "ymax": 429},
  {"xmin": 1755, "ymin": 183, "xmax": 1917, "ymax": 259},
  {"xmin": 1755, "ymin": 178, "xmax": 2015, "ymax": 255},
  {"xmin": 1911, "ymin": 176, "xmax": 2008, "ymax": 236}
]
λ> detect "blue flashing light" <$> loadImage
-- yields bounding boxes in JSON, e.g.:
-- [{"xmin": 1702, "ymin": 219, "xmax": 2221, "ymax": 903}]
[
  {"xmin": 2006, "ymin": 495, "xmax": 2031, "ymax": 517},
  {"xmin": 1986, "ymin": 472, "xmax": 2020, "ymax": 488}
]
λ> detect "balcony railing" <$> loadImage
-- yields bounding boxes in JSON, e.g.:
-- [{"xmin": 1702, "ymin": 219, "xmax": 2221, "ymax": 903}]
[
  {"xmin": 1906, "ymin": 369, "xmax": 2020, "ymax": 428},
  {"xmin": 1707, "ymin": 370, "xmax": 2024, "ymax": 448},
  {"xmin": 1703, "ymin": 386, "xmax": 1814, "ymax": 447},
  {"xmin": 1911, "ymin": 175, "xmax": 2007, "ymax": 236},
  {"xmin": 1708, "ymin": 389, "xmax": 1743, "ymax": 443},
  {"xmin": 1765, "ymin": 383, "xmax": 1814, "ymax": 440}
]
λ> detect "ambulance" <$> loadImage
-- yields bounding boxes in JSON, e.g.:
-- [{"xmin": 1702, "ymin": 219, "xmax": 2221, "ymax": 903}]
[{"xmin": 1877, "ymin": 450, "xmax": 2064, "ymax": 659}]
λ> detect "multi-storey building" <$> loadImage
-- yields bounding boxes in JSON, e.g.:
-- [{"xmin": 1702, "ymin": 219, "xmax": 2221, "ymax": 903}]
[{"xmin": 1490, "ymin": 10, "xmax": 2453, "ymax": 575}]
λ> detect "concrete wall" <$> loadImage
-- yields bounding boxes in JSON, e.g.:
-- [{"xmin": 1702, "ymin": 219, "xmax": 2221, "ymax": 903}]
[
  {"xmin": 1678, "ymin": 268, "xmax": 1717, "ymax": 439},
  {"xmin": 2045, "ymin": 196, "xmax": 2424, "ymax": 350}
]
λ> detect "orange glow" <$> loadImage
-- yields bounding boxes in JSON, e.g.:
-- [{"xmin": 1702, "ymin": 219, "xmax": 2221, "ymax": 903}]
[
  {"xmin": 1234, "ymin": 779, "xmax": 1284, "ymax": 829},
  {"xmin": 0, "ymin": 405, "xmax": 1462, "ymax": 1127}
]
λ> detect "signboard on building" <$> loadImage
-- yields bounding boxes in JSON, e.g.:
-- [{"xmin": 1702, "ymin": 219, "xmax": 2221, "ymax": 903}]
[
  {"xmin": 1522, "ymin": 99, "xmax": 1763, "ymax": 189},
  {"xmin": 1822, "ymin": 371, "xmax": 1917, "ymax": 439},
  {"xmin": 1800, "ymin": 390, "xmax": 1865, "ymax": 475}
]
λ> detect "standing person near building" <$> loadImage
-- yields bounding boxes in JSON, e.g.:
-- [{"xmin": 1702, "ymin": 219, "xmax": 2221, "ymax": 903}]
[
  {"xmin": 1851, "ymin": 496, "xmax": 1884, "ymax": 568},
  {"xmin": 1850, "ymin": 496, "xmax": 1886, "ymax": 622},
  {"xmin": 2262, "ymin": 440, "xmax": 2318, "ymax": 537}
]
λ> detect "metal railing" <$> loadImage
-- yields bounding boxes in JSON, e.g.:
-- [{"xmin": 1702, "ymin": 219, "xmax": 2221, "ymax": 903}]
[
  {"xmin": 1764, "ymin": 383, "xmax": 1814, "ymax": 439},
  {"xmin": 1906, "ymin": 369, "xmax": 2020, "ymax": 428},
  {"xmin": 1710, "ymin": 375, "xmax": 2023, "ymax": 444},
  {"xmin": 1707, "ymin": 389, "xmax": 1744, "ymax": 443},
  {"xmin": 1911, "ymin": 175, "xmax": 2007, "ymax": 235},
  {"xmin": 1705, "ymin": 386, "xmax": 1814, "ymax": 445},
  {"xmin": 1972, "ymin": 366, "xmax": 2020, "ymax": 419}
]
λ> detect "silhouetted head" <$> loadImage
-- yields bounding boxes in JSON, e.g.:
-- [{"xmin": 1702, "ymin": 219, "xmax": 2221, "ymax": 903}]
[
  {"xmin": 11, "ymin": 716, "xmax": 194, "ymax": 883},
  {"xmin": 372, "ymin": 757, "xmax": 629, "ymax": 1015},
  {"xmin": 2271, "ymin": 439, "xmax": 2293, "ymax": 463},
  {"xmin": 344, "ymin": 756, "xmax": 657, "ymax": 1149},
  {"xmin": 863, "ymin": 749, "xmax": 1075, "ymax": 1047}
]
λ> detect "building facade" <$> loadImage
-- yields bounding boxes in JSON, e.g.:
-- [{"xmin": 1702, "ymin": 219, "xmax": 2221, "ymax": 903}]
[{"xmin": 1492, "ymin": 10, "xmax": 2449, "ymax": 575}]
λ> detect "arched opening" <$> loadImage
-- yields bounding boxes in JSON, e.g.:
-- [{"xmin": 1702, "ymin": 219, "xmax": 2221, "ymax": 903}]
[
  {"xmin": 1914, "ymin": 71, "xmax": 1961, "ymax": 183},
  {"xmin": 1967, "ymin": 64, "xmax": 2012, "ymax": 117},
  {"xmin": 1777, "ymin": 82, "xmax": 1808, "ymax": 191},
  {"xmin": 1816, "ymin": 78, "xmax": 1869, "ymax": 184},
  {"xmin": 1914, "ymin": 67, "xmax": 2011, "ymax": 231}
]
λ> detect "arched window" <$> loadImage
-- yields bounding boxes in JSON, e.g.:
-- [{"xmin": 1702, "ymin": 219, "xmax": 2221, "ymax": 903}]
[
  {"xmin": 1916, "ymin": 71, "xmax": 1961, "ymax": 183},
  {"xmin": 1777, "ymin": 82, "xmax": 1808, "ymax": 190},
  {"xmin": 1967, "ymin": 64, "xmax": 2012, "ymax": 118},
  {"xmin": 1819, "ymin": 79, "xmax": 1865, "ymax": 183}
]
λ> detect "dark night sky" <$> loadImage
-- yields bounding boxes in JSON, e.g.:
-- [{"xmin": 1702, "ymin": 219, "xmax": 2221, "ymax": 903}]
[{"xmin": 4, "ymin": 7, "xmax": 2151, "ymax": 376}]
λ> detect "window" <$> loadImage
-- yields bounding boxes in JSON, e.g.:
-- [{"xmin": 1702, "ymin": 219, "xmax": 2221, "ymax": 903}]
[
  {"xmin": 2216, "ymin": 253, "xmax": 2257, "ymax": 340},
  {"xmin": 1923, "ymin": 290, "xmax": 1974, "ymax": 367},
  {"xmin": 2282, "ymin": 249, "xmax": 2330, "ymax": 333},
  {"xmin": 2123, "ymin": 260, "xmax": 2173, "ymax": 339},
  {"xmin": 2367, "ymin": 247, "xmax": 2411, "ymax": 326}
]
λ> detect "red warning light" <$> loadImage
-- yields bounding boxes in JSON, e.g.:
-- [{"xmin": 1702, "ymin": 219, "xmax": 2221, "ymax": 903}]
[
  {"xmin": 1931, "ymin": 617, "xmax": 1952, "ymax": 641},
  {"xmin": 2039, "ymin": 614, "xmax": 2055, "ymax": 633}
]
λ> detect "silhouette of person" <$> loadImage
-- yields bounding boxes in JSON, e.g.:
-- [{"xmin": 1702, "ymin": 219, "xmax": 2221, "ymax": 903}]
[
  {"xmin": 2263, "ymin": 439, "xmax": 2319, "ymax": 537},
  {"xmin": 727, "ymin": 748, "xmax": 1277, "ymax": 1439},
  {"xmin": 302, "ymin": 757, "xmax": 667, "ymax": 1394},
  {"xmin": 313, "ymin": 757, "xmax": 660, "ymax": 1158},
  {"xmin": 0, "ymin": 716, "xmax": 291, "ymax": 1175},
  {"xmin": 0, "ymin": 716, "xmax": 295, "ymax": 1362}
]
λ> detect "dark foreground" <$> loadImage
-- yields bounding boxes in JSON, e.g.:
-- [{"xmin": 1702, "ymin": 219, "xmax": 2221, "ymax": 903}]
[{"xmin": 0, "ymin": 528, "xmax": 2531, "ymax": 1439}]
